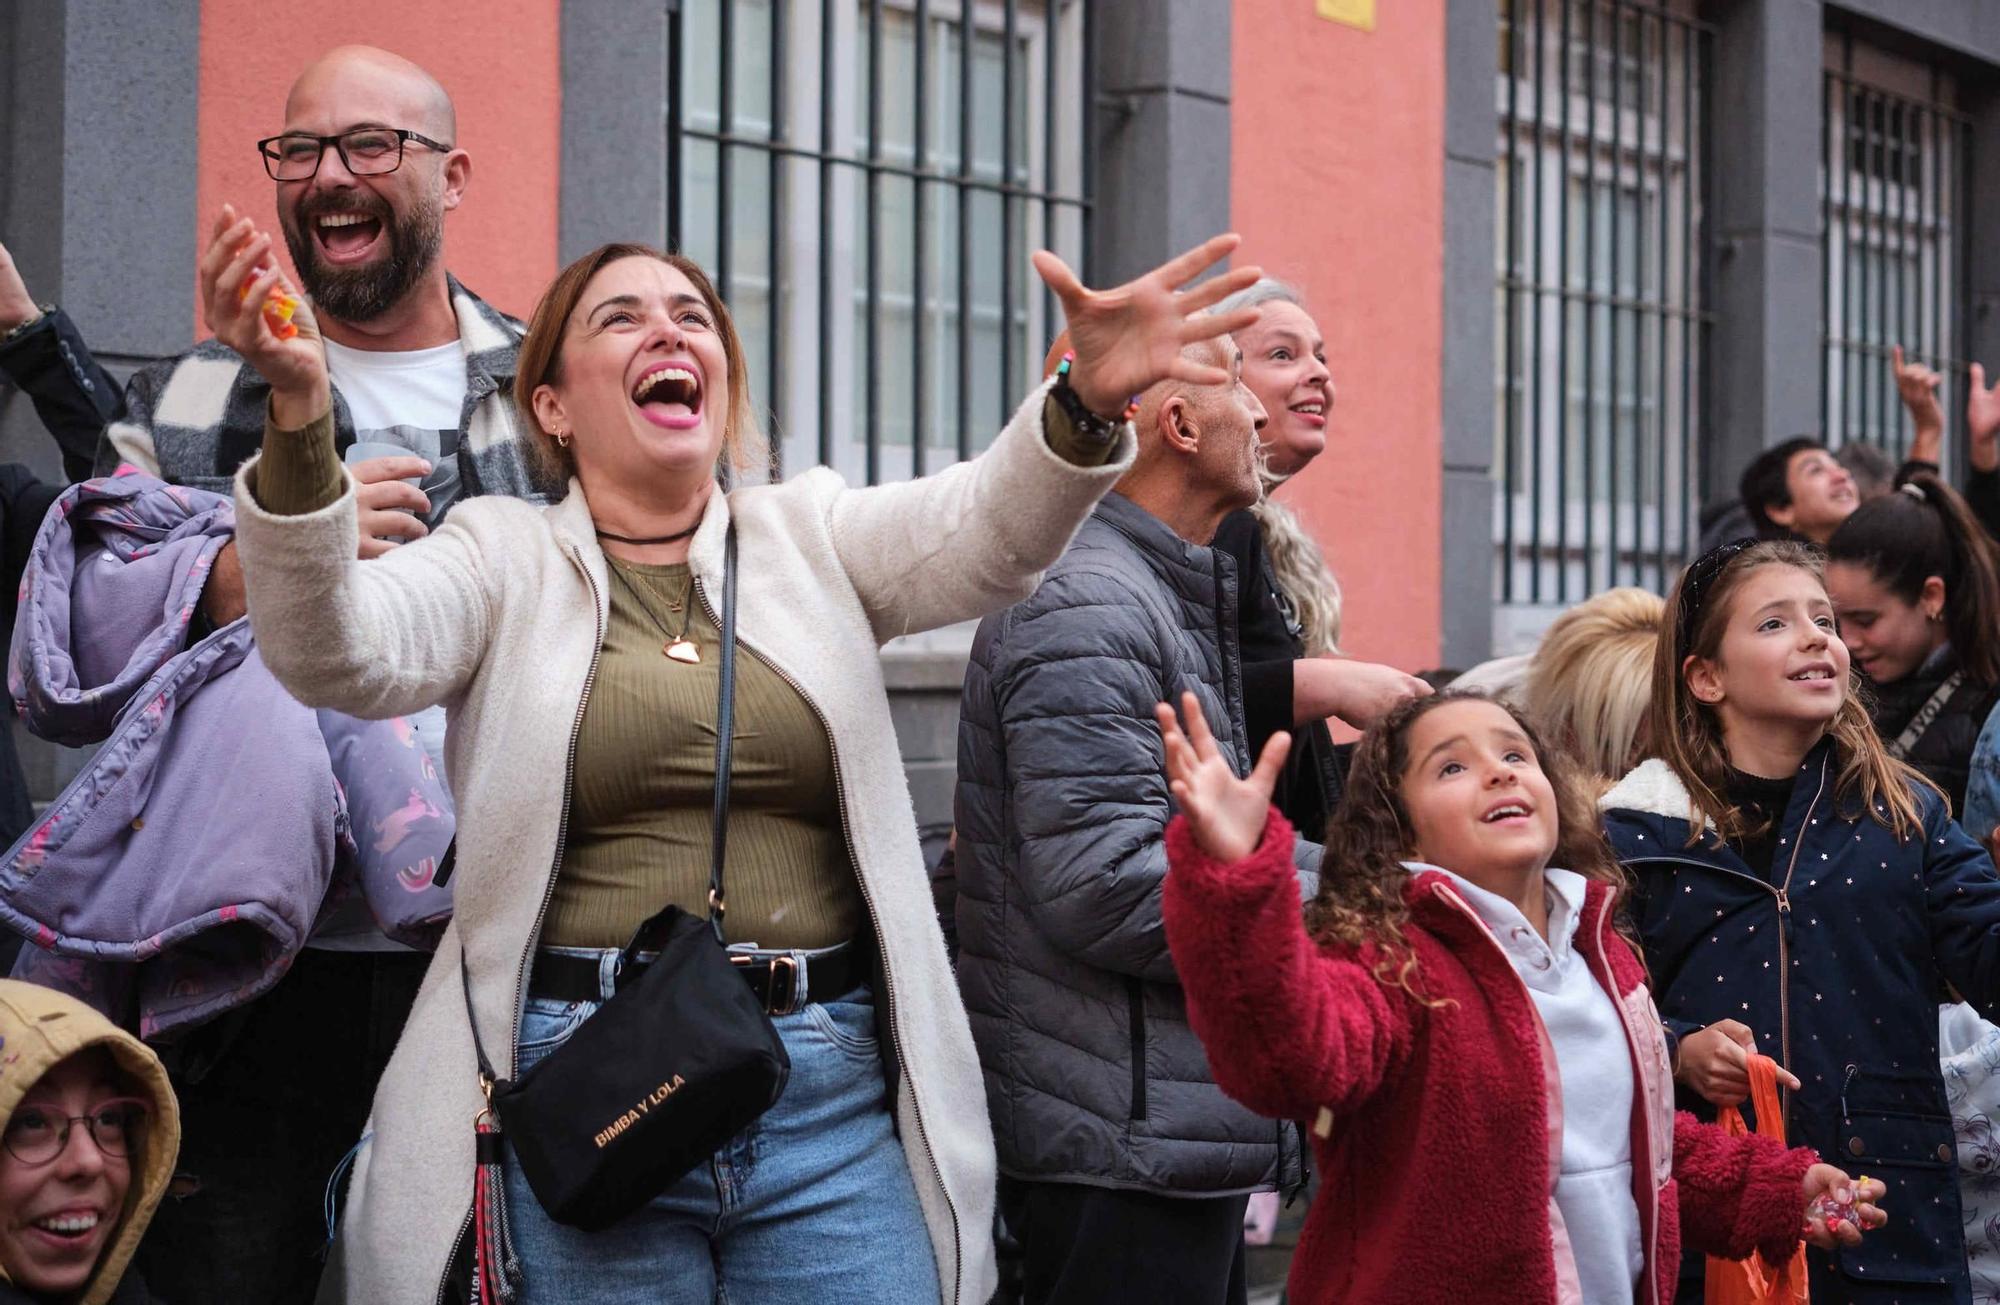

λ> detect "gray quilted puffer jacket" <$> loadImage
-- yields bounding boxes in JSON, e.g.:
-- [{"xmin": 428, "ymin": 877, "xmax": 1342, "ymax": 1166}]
[{"xmin": 954, "ymin": 491, "xmax": 1318, "ymax": 1197}]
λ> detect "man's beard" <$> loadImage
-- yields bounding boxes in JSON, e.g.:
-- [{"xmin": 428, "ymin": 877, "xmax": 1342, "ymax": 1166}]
[{"xmin": 281, "ymin": 190, "xmax": 445, "ymax": 325}]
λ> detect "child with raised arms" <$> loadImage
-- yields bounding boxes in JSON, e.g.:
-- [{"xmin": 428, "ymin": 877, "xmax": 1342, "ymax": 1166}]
[{"xmin": 1157, "ymin": 688, "xmax": 1878, "ymax": 1304}]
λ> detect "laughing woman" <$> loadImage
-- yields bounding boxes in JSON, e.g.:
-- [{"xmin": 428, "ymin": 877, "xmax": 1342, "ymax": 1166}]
[{"xmin": 208, "ymin": 208, "xmax": 1264, "ymax": 1305}]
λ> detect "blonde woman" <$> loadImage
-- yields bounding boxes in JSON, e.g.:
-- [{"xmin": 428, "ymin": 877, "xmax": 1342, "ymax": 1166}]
[
  {"xmin": 1210, "ymin": 278, "xmax": 1427, "ymax": 837},
  {"xmin": 1522, "ymin": 586, "xmax": 1665, "ymax": 785}
]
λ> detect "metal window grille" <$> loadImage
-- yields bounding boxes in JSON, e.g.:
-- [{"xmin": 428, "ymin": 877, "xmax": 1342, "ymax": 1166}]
[
  {"xmin": 1820, "ymin": 30, "xmax": 1974, "ymax": 464},
  {"xmin": 1495, "ymin": 0, "xmax": 1711, "ymax": 606},
  {"xmin": 667, "ymin": 0, "xmax": 1093, "ymax": 485}
]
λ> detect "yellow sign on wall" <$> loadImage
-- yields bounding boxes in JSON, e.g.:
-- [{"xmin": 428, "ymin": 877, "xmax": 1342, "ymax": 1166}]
[{"xmin": 1317, "ymin": 0, "xmax": 1376, "ymax": 30}]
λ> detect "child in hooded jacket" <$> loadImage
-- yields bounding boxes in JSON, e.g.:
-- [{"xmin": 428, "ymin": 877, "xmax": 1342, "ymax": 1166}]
[
  {"xmin": 1158, "ymin": 688, "xmax": 1879, "ymax": 1305},
  {"xmin": 0, "ymin": 980, "xmax": 179, "ymax": 1305}
]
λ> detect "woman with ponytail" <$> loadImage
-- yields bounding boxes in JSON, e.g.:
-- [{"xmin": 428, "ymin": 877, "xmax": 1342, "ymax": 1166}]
[{"xmin": 1824, "ymin": 471, "xmax": 2000, "ymax": 815}]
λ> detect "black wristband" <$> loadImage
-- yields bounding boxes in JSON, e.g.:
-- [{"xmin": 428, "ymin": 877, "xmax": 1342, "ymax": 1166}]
[{"xmin": 1050, "ymin": 368, "xmax": 1126, "ymax": 443}]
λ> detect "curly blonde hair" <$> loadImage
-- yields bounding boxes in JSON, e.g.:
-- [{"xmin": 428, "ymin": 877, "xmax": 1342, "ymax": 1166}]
[{"xmin": 1249, "ymin": 493, "xmax": 1342, "ymax": 655}]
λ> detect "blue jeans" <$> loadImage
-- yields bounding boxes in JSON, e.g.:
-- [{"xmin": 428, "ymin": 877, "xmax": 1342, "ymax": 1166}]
[{"xmin": 502, "ymin": 946, "xmax": 940, "ymax": 1304}]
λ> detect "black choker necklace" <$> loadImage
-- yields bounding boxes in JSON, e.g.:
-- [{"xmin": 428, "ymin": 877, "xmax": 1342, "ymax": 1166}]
[{"xmin": 595, "ymin": 522, "xmax": 700, "ymax": 546}]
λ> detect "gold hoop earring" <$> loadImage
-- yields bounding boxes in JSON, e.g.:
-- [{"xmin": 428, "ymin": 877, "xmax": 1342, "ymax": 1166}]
[{"xmin": 554, "ymin": 429, "xmax": 571, "ymax": 448}]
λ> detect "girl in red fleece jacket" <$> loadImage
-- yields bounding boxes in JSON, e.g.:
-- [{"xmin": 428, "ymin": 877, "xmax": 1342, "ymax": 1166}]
[{"xmin": 1155, "ymin": 689, "xmax": 1884, "ymax": 1304}]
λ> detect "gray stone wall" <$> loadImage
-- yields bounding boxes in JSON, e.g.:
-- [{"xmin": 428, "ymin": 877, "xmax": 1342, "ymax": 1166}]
[{"xmin": 0, "ymin": 0, "xmax": 201, "ymax": 806}]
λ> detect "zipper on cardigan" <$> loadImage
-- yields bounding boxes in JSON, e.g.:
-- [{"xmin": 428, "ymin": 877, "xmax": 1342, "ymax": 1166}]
[
  {"xmin": 1425, "ymin": 883, "xmax": 1581, "ymax": 1287},
  {"xmin": 694, "ymin": 584, "xmax": 967, "ymax": 1305},
  {"xmin": 433, "ymin": 540, "xmax": 606, "ymax": 1305}
]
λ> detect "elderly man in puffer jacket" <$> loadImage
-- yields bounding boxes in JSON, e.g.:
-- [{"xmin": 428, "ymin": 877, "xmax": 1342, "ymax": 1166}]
[{"xmin": 955, "ymin": 337, "xmax": 1320, "ymax": 1305}]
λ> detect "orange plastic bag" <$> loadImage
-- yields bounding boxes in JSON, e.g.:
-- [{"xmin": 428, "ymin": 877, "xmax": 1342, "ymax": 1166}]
[{"xmin": 1703, "ymin": 1053, "xmax": 1809, "ymax": 1304}]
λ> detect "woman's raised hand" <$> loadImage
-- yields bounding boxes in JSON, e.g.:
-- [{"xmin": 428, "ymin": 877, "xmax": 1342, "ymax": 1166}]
[
  {"xmin": 1155, "ymin": 690, "xmax": 1289, "ymax": 865},
  {"xmin": 199, "ymin": 203, "xmax": 329, "ymax": 426},
  {"xmin": 1033, "ymin": 233, "xmax": 1262, "ymax": 419}
]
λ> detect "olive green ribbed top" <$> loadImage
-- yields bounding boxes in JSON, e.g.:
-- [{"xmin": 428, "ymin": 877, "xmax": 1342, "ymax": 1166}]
[
  {"xmin": 246, "ymin": 392, "xmax": 1121, "ymax": 953},
  {"xmin": 541, "ymin": 557, "xmax": 859, "ymax": 950}
]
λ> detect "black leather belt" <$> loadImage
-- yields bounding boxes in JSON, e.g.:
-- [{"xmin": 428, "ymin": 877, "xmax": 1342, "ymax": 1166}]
[{"xmin": 528, "ymin": 944, "xmax": 862, "ymax": 1017}]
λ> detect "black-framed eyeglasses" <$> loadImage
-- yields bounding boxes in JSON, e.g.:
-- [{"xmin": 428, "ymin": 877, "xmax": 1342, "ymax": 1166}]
[
  {"xmin": 1, "ymin": 1098, "xmax": 147, "ymax": 1167},
  {"xmin": 256, "ymin": 128, "xmax": 453, "ymax": 181}
]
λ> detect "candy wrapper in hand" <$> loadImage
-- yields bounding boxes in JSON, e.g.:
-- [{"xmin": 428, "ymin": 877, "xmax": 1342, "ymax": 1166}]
[
  {"xmin": 238, "ymin": 272, "xmax": 300, "ymax": 340},
  {"xmin": 1807, "ymin": 1179, "xmax": 1867, "ymax": 1232}
]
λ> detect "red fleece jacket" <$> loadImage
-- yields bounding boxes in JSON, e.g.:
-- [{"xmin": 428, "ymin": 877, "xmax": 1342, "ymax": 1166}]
[{"xmin": 1162, "ymin": 810, "xmax": 1816, "ymax": 1305}]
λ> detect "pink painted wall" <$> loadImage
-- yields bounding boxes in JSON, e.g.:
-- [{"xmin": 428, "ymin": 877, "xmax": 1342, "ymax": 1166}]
[
  {"xmin": 194, "ymin": 0, "xmax": 561, "ymax": 333},
  {"xmin": 1230, "ymin": 0, "xmax": 1447, "ymax": 674}
]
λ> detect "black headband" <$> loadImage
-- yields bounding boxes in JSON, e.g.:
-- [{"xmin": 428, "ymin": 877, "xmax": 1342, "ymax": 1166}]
[{"xmin": 1675, "ymin": 537, "xmax": 1757, "ymax": 659}]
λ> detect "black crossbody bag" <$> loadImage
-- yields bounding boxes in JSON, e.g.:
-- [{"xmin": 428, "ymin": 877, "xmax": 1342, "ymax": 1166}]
[{"xmin": 460, "ymin": 525, "xmax": 790, "ymax": 1234}]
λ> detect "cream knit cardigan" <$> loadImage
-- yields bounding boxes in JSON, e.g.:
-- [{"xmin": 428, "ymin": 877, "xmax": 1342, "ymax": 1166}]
[{"xmin": 233, "ymin": 381, "xmax": 1132, "ymax": 1305}]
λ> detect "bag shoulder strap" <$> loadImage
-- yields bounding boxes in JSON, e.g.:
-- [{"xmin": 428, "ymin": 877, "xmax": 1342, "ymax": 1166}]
[
  {"xmin": 706, "ymin": 526, "xmax": 738, "ymax": 943},
  {"xmin": 462, "ymin": 942, "xmax": 498, "ymax": 1086},
  {"xmin": 1888, "ymin": 669, "xmax": 1966, "ymax": 761},
  {"xmin": 461, "ymin": 523, "xmax": 739, "ymax": 1084}
]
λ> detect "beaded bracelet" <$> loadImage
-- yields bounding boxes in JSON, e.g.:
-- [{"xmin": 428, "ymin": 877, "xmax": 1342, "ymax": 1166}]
[{"xmin": 1054, "ymin": 350, "xmax": 1142, "ymax": 423}]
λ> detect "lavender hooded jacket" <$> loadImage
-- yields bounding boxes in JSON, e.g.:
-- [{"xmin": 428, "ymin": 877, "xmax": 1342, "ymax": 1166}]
[{"xmin": 1, "ymin": 473, "xmax": 452, "ymax": 1038}]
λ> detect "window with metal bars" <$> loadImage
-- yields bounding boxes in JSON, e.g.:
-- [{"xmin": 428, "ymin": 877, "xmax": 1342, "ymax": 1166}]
[
  {"xmin": 1494, "ymin": 0, "xmax": 1710, "ymax": 606},
  {"xmin": 1821, "ymin": 29, "xmax": 1973, "ymax": 466},
  {"xmin": 668, "ymin": 0, "xmax": 1092, "ymax": 486}
]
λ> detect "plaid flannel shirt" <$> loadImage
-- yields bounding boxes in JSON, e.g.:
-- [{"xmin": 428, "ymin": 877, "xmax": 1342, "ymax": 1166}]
[{"xmin": 97, "ymin": 276, "xmax": 560, "ymax": 504}]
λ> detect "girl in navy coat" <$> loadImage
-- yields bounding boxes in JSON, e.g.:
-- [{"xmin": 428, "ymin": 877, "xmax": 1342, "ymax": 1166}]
[{"xmin": 1603, "ymin": 537, "xmax": 2000, "ymax": 1302}]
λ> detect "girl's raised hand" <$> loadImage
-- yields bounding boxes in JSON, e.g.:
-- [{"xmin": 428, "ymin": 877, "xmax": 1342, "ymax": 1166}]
[
  {"xmin": 1155, "ymin": 691, "xmax": 1289, "ymax": 864},
  {"xmin": 1800, "ymin": 1166, "xmax": 1887, "ymax": 1249},
  {"xmin": 1033, "ymin": 233, "xmax": 1262, "ymax": 420}
]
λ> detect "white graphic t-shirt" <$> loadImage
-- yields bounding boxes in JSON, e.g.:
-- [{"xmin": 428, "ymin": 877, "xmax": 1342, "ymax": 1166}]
[{"xmin": 313, "ymin": 339, "xmax": 468, "ymax": 951}]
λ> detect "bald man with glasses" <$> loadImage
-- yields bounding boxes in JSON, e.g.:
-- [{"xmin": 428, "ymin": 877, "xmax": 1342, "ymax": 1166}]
[{"xmin": 0, "ymin": 45, "xmax": 545, "ymax": 1305}]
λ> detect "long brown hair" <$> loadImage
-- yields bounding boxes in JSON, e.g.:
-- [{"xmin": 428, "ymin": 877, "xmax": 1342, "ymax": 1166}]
[
  {"xmin": 511, "ymin": 242, "xmax": 767, "ymax": 486},
  {"xmin": 1305, "ymin": 690, "xmax": 1630, "ymax": 999},
  {"xmin": 1649, "ymin": 539, "xmax": 1934, "ymax": 842}
]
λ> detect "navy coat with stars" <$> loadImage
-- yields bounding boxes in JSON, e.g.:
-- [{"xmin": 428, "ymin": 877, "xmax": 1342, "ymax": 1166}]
[{"xmin": 1603, "ymin": 738, "xmax": 2000, "ymax": 1303}]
